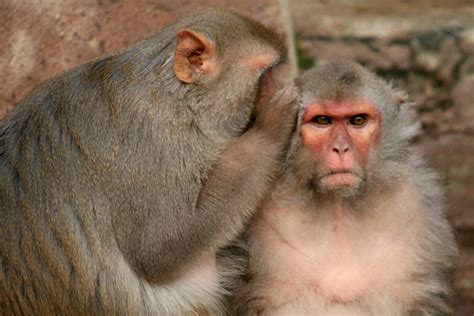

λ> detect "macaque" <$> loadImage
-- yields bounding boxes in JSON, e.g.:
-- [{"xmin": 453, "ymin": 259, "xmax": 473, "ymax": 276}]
[
  {"xmin": 0, "ymin": 9, "xmax": 298, "ymax": 315},
  {"xmin": 232, "ymin": 60, "xmax": 458, "ymax": 315}
]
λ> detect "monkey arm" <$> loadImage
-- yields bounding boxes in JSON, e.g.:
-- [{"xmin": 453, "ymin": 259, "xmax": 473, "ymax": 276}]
[
  {"xmin": 198, "ymin": 84, "xmax": 299, "ymax": 226},
  {"xmin": 182, "ymin": 85, "xmax": 299, "ymax": 272},
  {"xmin": 131, "ymin": 85, "xmax": 298, "ymax": 284},
  {"xmin": 197, "ymin": 129, "xmax": 284, "ymax": 240}
]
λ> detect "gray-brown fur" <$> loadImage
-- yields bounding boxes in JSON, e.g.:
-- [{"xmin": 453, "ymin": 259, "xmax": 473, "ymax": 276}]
[
  {"xmin": 0, "ymin": 8, "xmax": 297, "ymax": 315},
  {"xmin": 231, "ymin": 60, "xmax": 458, "ymax": 315}
]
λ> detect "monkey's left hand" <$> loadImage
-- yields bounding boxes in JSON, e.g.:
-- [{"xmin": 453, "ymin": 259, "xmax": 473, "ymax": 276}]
[{"xmin": 254, "ymin": 83, "xmax": 300, "ymax": 144}]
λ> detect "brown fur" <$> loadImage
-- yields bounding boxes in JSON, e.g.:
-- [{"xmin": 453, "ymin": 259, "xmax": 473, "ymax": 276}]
[{"xmin": 0, "ymin": 8, "xmax": 297, "ymax": 315}]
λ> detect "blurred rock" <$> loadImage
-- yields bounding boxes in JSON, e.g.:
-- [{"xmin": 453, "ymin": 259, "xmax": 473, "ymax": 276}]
[
  {"xmin": 460, "ymin": 28, "xmax": 474, "ymax": 54},
  {"xmin": 451, "ymin": 75, "xmax": 474, "ymax": 131},
  {"xmin": 415, "ymin": 50, "xmax": 441, "ymax": 73},
  {"xmin": 300, "ymin": 40, "xmax": 391, "ymax": 71},
  {"xmin": 437, "ymin": 37, "xmax": 463, "ymax": 84},
  {"xmin": 377, "ymin": 43, "xmax": 411, "ymax": 70},
  {"xmin": 291, "ymin": 0, "xmax": 474, "ymax": 39},
  {"xmin": 459, "ymin": 56, "xmax": 474, "ymax": 78},
  {"xmin": 454, "ymin": 248, "xmax": 474, "ymax": 315}
]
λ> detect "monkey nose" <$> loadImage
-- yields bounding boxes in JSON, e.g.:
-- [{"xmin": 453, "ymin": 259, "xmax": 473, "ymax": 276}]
[{"xmin": 332, "ymin": 144, "xmax": 350, "ymax": 155}]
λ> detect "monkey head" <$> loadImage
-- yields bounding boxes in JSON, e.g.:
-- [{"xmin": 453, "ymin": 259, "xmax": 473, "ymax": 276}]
[
  {"xmin": 168, "ymin": 9, "xmax": 286, "ymax": 137},
  {"xmin": 291, "ymin": 60, "xmax": 419, "ymax": 198}
]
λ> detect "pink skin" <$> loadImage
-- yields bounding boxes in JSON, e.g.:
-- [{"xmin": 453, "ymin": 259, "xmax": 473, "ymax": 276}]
[{"xmin": 299, "ymin": 100, "xmax": 380, "ymax": 189}]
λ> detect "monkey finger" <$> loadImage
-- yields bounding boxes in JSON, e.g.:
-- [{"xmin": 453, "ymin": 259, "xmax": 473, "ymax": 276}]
[
  {"xmin": 254, "ymin": 82, "xmax": 300, "ymax": 139},
  {"xmin": 254, "ymin": 70, "xmax": 282, "ymax": 114},
  {"xmin": 268, "ymin": 83, "xmax": 300, "ymax": 117}
]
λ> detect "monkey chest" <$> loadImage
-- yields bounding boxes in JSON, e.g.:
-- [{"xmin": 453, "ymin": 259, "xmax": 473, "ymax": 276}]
[{"xmin": 252, "ymin": 215, "xmax": 421, "ymax": 309}]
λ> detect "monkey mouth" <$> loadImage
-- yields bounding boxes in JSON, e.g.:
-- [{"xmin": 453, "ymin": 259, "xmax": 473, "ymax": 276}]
[
  {"xmin": 319, "ymin": 170, "xmax": 361, "ymax": 188},
  {"xmin": 321, "ymin": 169, "xmax": 359, "ymax": 178}
]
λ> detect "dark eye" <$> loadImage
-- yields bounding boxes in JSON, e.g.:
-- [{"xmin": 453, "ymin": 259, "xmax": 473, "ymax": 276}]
[
  {"xmin": 312, "ymin": 116, "xmax": 332, "ymax": 125},
  {"xmin": 349, "ymin": 115, "xmax": 367, "ymax": 126}
]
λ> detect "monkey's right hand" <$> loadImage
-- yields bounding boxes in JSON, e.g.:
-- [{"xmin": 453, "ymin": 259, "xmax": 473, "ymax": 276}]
[{"xmin": 254, "ymin": 83, "xmax": 300, "ymax": 143}]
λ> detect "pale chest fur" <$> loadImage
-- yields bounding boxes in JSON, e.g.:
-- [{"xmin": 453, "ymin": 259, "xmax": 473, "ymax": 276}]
[
  {"xmin": 112, "ymin": 251, "xmax": 225, "ymax": 315},
  {"xmin": 249, "ymin": 184, "xmax": 426, "ymax": 314}
]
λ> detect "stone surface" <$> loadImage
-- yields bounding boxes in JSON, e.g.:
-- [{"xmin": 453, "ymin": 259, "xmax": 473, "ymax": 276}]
[
  {"xmin": 451, "ymin": 75, "xmax": 474, "ymax": 132},
  {"xmin": 460, "ymin": 28, "xmax": 474, "ymax": 54},
  {"xmin": 437, "ymin": 37, "xmax": 463, "ymax": 84},
  {"xmin": 377, "ymin": 43, "xmax": 411, "ymax": 70},
  {"xmin": 0, "ymin": 0, "xmax": 295, "ymax": 119},
  {"xmin": 290, "ymin": 0, "xmax": 474, "ymax": 39},
  {"xmin": 453, "ymin": 248, "xmax": 474, "ymax": 315},
  {"xmin": 459, "ymin": 55, "xmax": 474, "ymax": 78}
]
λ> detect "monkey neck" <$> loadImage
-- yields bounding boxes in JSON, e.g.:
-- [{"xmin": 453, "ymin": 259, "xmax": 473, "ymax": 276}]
[
  {"xmin": 261, "ymin": 179, "xmax": 420, "ymax": 259},
  {"xmin": 330, "ymin": 199, "xmax": 344, "ymax": 232}
]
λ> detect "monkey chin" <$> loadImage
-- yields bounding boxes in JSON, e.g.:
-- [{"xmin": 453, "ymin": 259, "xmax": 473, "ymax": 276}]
[{"xmin": 317, "ymin": 172, "xmax": 364, "ymax": 198}]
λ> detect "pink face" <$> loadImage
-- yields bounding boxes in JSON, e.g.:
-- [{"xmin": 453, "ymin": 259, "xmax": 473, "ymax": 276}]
[{"xmin": 300, "ymin": 100, "xmax": 380, "ymax": 191}]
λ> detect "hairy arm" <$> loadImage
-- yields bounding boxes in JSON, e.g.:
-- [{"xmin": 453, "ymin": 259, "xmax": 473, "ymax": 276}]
[{"xmin": 143, "ymin": 85, "xmax": 298, "ymax": 283}]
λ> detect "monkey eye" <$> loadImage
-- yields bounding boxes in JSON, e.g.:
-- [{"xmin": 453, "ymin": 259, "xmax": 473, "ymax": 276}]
[
  {"xmin": 312, "ymin": 116, "xmax": 332, "ymax": 125},
  {"xmin": 349, "ymin": 114, "xmax": 367, "ymax": 126}
]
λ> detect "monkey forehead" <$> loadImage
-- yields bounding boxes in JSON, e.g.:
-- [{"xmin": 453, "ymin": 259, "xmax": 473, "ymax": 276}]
[{"xmin": 301, "ymin": 100, "xmax": 380, "ymax": 123}]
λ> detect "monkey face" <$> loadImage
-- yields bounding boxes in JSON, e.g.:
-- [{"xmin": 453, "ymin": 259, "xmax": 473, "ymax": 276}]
[{"xmin": 298, "ymin": 99, "xmax": 380, "ymax": 197}]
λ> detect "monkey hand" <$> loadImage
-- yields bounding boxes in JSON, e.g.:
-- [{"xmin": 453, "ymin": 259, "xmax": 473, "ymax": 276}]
[{"xmin": 254, "ymin": 82, "xmax": 300, "ymax": 143}]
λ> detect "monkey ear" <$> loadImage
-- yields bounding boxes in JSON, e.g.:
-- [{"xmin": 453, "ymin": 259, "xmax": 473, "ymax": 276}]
[{"xmin": 173, "ymin": 29, "xmax": 217, "ymax": 83}]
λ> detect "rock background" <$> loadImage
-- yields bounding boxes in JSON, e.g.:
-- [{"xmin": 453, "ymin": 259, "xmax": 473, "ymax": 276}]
[
  {"xmin": 1, "ymin": 0, "xmax": 473, "ymax": 314},
  {"xmin": 291, "ymin": 1, "xmax": 474, "ymax": 314}
]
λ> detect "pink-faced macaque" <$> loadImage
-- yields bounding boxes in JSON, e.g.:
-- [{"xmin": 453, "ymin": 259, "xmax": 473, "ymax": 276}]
[{"xmin": 232, "ymin": 60, "xmax": 458, "ymax": 316}]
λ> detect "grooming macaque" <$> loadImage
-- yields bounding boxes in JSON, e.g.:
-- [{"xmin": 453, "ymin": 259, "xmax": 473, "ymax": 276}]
[
  {"xmin": 232, "ymin": 61, "xmax": 458, "ymax": 315},
  {"xmin": 0, "ymin": 9, "xmax": 298, "ymax": 315}
]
